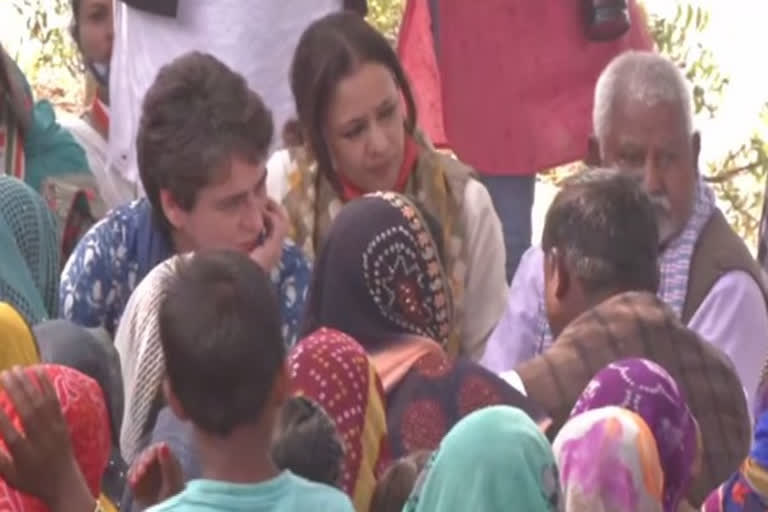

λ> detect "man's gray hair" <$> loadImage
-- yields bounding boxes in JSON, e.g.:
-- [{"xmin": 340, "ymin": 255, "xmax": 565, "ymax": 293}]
[{"xmin": 593, "ymin": 51, "xmax": 693, "ymax": 141}]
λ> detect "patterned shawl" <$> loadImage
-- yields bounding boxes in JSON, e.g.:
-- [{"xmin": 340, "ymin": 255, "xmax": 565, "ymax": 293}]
[
  {"xmin": 386, "ymin": 349, "xmax": 546, "ymax": 458},
  {"xmin": 553, "ymin": 406, "xmax": 664, "ymax": 512},
  {"xmin": 657, "ymin": 177, "xmax": 717, "ymax": 317},
  {"xmin": 533, "ymin": 177, "xmax": 717, "ymax": 346},
  {"xmin": 702, "ymin": 411, "xmax": 768, "ymax": 512},
  {"xmin": 114, "ymin": 255, "xmax": 180, "ymax": 464},
  {"xmin": 571, "ymin": 359, "xmax": 698, "ymax": 511},
  {"xmin": 404, "ymin": 406, "xmax": 561, "ymax": 512},
  {"xmin": 0, "ymin": 364, "xmax": 111, "ymax": 511},
  {"xmin": 517, "ymin": 291, "xmax": 750, "ymax": 506},
  {"xmin": 301, "ymin": 192, "xmax": 454, "ymax": 352},
  {"xmin": 0, "ymin": 176, "xmax": 59, "ymax": 325},
  {"xmin": 283, "ymin": 141, "xmax": 471, "ymax": 356},
  {"xmin": 288, "ymin": 328, "xmax": 391, "ymax": 512}
]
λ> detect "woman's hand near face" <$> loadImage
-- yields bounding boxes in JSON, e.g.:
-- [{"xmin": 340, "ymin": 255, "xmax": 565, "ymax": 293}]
[
  {"xmin": 0, "ymin": 367, "xmax": 96, "ymax": 512},
  {"xmin": 249, "ymin": 198, "xmax": 289, "ymax": 272}
]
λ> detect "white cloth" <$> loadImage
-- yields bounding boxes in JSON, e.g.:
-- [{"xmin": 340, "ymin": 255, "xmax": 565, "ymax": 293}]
[
  {"xmin": 109, "ymin": 0, "xmax": 343, "ymax": 187},
  {"xmin": 59, "ymin": 114, "xmax": 136, "ymax": 210},
  {"xmin": 480, "ymin": 246, "xmax": 548, "ymax": 371},
  {"xmin": 499, "ymin": 370, "xmax": 527, "ymax": 396},
  {"xmin": 115, "ymin": 256, "xmax": 180, "ymax": 464},
  {"xmin": 267, "ymin": 149, "xmax": 509, "ymax": 360},
  {"xmin": 481, "ymin": 245, "xmax": 768, "ymax": 412}
]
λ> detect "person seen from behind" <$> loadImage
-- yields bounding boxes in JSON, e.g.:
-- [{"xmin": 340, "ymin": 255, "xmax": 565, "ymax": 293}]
[{"xmin": 136, "ymin": 250, "xmax": 354, "ymax": 511}]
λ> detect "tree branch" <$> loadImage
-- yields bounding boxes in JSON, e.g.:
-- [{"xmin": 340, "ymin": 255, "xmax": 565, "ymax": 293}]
[{"xmin": 704, "ymin": 161, "xmax": 764, "ymax": 183}]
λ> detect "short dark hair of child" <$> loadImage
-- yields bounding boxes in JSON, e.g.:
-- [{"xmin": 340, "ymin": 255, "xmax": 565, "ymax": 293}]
[
  {"xmin": 271, "ymin": 396, "xmax": 344, "ymax": 487},
  {"xmin": 370, "ymin": 451, "xmax": 432, "ymax": 512},
  {"xmin": 159, "ymin": 249, "xmax": 285, "ymax": 436}
]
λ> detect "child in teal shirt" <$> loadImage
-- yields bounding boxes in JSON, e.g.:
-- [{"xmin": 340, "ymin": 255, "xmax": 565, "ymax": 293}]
[{"xmin": 143, "ymin": 250, "xmax": 354, "ymax": 512}]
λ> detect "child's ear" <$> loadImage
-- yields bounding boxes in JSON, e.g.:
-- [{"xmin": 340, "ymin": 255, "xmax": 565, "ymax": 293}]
[{"xmin": 163, "ymin": 377, "xmax": 188, "ymax": 421}]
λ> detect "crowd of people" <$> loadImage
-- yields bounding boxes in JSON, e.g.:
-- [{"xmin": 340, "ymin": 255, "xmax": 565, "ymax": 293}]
[{"xmin": 0, "ymin": 0, "xmax": 767, "ymax": 511}]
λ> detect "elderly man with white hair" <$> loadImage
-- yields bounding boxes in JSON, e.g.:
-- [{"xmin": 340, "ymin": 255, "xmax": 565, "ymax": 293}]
[{"xmin": 482, "ymin": 51, "xmax": 768, "ymax": 410}]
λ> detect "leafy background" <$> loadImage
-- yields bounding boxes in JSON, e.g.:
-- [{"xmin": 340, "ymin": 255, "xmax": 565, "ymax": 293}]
[{"xmin": 3, "ymin": 0, "xmax": 765, "ymax": 249}]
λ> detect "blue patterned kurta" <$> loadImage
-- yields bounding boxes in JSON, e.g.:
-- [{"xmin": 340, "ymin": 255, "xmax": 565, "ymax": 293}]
[{"xmin": 60, "ymin": 199, "xmax": 310, "ymax": 346}]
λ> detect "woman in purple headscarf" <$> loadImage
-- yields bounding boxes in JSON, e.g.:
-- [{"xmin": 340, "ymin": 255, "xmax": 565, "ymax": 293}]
[{"xmin": 570, "ymin": 358, "xmax": 699, "ymax": 511}]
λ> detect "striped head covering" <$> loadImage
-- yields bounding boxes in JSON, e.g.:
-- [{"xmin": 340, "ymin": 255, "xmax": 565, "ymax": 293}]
[
  {"xmin": 0, "ymin": 47, "xmax": 32, "ymax": 182},
  {"xmin": 0, "ymin": 302, "xmax": 40, "ymax": 370},
  {"xmin": 1, "ymin": 45, "xmax": 89, "ymax": 193},
  {"xmin": 702, "ymin": 410, "xmax": 768, "ymax": 511},
  {"xmin": 553, "ymin": 406, "xmax": 664, "ymax": 512},
  {"xmin": 288, "ymin": 328, "xmax": 391, "ymax": 511},
  {"xmin": 0, "ymin": 364, "xmax": 111, "ymax": 511},
  {"xmin": 404, "ymin": 406, "xmax": 561, "ymax": 512},
  {"xmin": 0, "ymin": 176, "xmax": 59, "ymax": 325},
  {"xmin": 115, "ymin": 255, "xmax": 181, "ymax": 464},
  {"xmin": 571, "ymin": 358, "xmax": 698, "ymax": 511}
]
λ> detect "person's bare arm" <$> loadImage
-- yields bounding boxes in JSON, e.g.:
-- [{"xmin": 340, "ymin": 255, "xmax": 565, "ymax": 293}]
[{"xmin": 0, "ymin": 367, "xmax": 96, "ymax": 512}]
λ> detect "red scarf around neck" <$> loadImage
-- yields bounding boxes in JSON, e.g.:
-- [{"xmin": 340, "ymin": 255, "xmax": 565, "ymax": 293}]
[{"xmin": 90, "ymin": 94, "xmax": 110, "ymax": 139}]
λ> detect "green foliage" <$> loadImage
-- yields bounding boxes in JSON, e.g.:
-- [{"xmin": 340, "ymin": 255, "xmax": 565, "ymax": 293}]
[
  {"xmin": 14, "ymin": 0, "xmax": 81, "ymax": 76},
  {"xmin": 651, "ymin": 4, "xmax": 768, "ymax": 248},
  {"xmin": 9, "ymin": 0, "xmax": 83, "ymax": 112},
  {"xmin": 8, "ymin": 0, "xmax": 767, "ymax": 246},
  {"xmin": 367, "ymin": 0, "xmax": 405, "ymax": 43},
  {"xmin": 650, "ymin": 5, "xmax": 728, "ymax": 118}
]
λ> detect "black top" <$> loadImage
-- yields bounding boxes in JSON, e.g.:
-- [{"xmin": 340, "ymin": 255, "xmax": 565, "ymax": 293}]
[{"xmin": 120, "ymin": 0, "xmax": 177, "ymax": 17}]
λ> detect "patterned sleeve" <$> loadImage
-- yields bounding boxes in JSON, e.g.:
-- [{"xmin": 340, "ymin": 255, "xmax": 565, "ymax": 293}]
[
  {"xmin": 273, "ymin": 241, "xmax": 311, "ymax": 348},
  {"xmin": 59, "ymin": 219, "xmax": 121, "ymax": 335}
]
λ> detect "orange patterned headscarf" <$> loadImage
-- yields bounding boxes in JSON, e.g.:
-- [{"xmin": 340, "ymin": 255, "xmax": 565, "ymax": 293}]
[
  {"xmin": 0, "ymin": 364, "xmax": 111, "ymax": 511},
  {"xmin": 288, "ymin": 328, "xmax": 391, "ymax": 511}
]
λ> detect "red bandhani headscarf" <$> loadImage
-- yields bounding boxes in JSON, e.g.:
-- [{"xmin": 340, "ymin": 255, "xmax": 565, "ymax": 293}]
[
  {"xmin": 0, "ymin": 364, "xmax": 111, "ymax": 511},
  {"xmin": 288, "ymin": 328, "xmax": 391, "ymax": 512}
]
